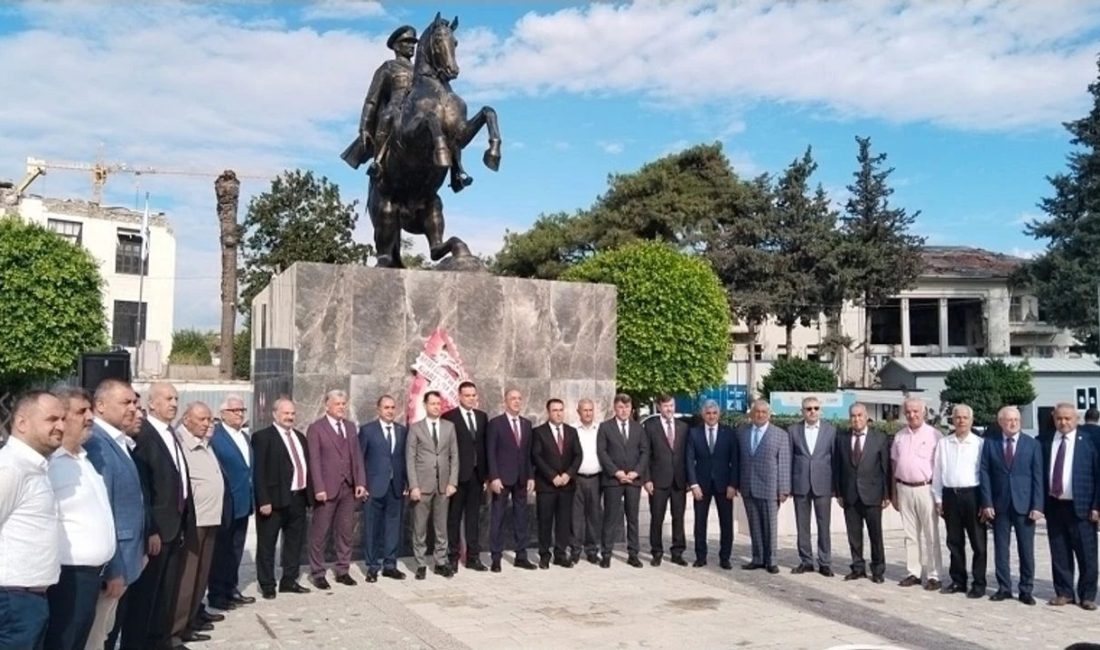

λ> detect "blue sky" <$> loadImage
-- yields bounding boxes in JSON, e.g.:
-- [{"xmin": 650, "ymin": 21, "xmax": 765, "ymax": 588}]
[{"xmin": 2, "ymin": 1, "xmax": 1099, "ymax": 330}]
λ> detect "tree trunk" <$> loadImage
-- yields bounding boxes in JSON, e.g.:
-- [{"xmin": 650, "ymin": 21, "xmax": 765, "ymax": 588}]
[
  {"xmin": 785, "ymin": 323, "xmax": 794, "ymax": 359},
  {"xmin": 861, "ymin": 293, "xmax": 872, "ymax": 387},
  {"xmin": 747, "ymin": 320, "xmax": 758, "ymax": 407},
  {"xmin": 216, "ymin": 171, "xmax": 241, "ymax": 379}
]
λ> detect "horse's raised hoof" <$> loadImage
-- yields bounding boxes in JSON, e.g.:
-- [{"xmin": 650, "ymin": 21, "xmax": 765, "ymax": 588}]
[
  {"xmin": 450, "ymin": 172, "xmax": 473, "ymax": 193},
  {"xmin": 483, "ymin": 149, "xmax": 500, "ymax": 172}
]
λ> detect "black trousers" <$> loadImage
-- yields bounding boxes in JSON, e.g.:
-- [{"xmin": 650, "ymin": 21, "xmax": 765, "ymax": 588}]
[
  {"xmin": 536, "ymin": 489, "xmax": 574, "ymax": 560},
  {"xmin": 649, "ymin": 486, "xmax": 686, "ymax": 557},
  {"xmin": 693, "ymin": 488, "xmax": 733, "ymax": 562},
  {"xmin": 1046, "ymin": 499, "xmax": 1099, "ymax": 603},
  {"xmin": 602, "ymin": 484, "xmax": 640, "ymax": 556},
  {"xmin": 255, "ymin": 491, "xmax": 308, "ymax": 590},
  {"xmin": 209, "ymin": 515, "xmax": 249, "ymax": 604},
  {"xmin": 942, "ymin": 487, "xmax": 987, "ymax": 590},
  {"xmin": 571, "ymin": 475, "xmax": 602, "ymax": 556},
  {"xmin": 121, "ymin": 532, "xmax": 183, "ymax": 650},
  {"xmin": 844, "ymin": 501, "xmax": 885, "ymax": 577},
  {"xmin": 490, "ymin": 482, "xmax": 530, "ymax": 560},
  {"xmin": 448, "ymin": 478, "xmax": 484, "ymax": 563},
  {"xmin": 44, "ymin": 565, "xmax": 103, "ymax": 650}
]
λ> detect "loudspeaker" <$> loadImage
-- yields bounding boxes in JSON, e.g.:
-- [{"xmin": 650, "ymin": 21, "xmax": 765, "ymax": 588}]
[{"xmin": 79, "ymin": 351, "xmax": 132, "ymax": 391}]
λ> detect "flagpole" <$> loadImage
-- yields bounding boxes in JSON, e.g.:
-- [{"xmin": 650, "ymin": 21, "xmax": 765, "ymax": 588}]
[{"xmin": 136, "ymin": 192, "xmax": 149, "ymax": 356}]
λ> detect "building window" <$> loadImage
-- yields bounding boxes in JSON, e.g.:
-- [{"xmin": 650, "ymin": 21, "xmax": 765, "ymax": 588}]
[
  {"xmin": 115, "ymin": 229, "xmax": 147, "ymax": 275},
  {"xmin": 870, "ymin": 299, "xmax": 902, "ymax": 345},
  {"xmin": 112, "ymin": 300, "xmax": 147, "ymax": 347},
  {"xmin": 47, "ymin": 218, "xmax": 83, "ymax": 245}
]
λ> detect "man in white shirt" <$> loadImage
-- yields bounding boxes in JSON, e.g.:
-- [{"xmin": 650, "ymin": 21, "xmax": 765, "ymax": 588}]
[
  {"xmin": 932, "ymin": 403, "xmax": 986, "ymax": 598},
  {"xmin": 0, "ymin": 390, "xmax": 64, "ymax": 649},
  {"xmin": 44, "ymin": 387, "xmax": 116, "ymax": 650},
  {"xmin": 570, "ymin": 398, "xmax": 603, "ymax": 565}
]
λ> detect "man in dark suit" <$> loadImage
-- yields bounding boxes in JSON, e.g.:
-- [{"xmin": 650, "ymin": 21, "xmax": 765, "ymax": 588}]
[
  {"xmin": 686, "ymin": 399, "xmax": 737, "ymax": 569},
  {"xmin": 251, "ymin": 398, "xmax": 311, "ymax": 600},
  {"xmin": 979, "ymin": 405, "xmax": 1044, "ymax": 605},
  {"xmin": 642, "ymin": 394, "xmax": 689, "ymax": 567},
  {"xmin": 735, "ymin": 399, "xmax": 791, "ymax": 574},
  {"xmin": 1041, "ymin": 402, "xmax": 1100, "ymax": 610},
  {"xmin": 486, "ymin": 388, "xmax": 537, "ymax": 572},
  {"xmin": 789, "ymin": 396, "xmax": 837, "ymax": 576},
  {"xmin": 123, "ymin": 382, "xmax": 192, "ymax": 650},
  {"xmin": 306, "ymin": 390, "xmax": 367, "ymax": 590},
  {"xmin": 1081, "ymin": 408, "xmax": 1100, "ymax": 445},
  {"xmin": 532, "ymin": 398, "xmax": 582, "ymax": 569},
  {"xmin": 834, "ymin": 402, "xmax": 891, "ymax": 584},
  {"xmin": 208, "ymin": 395, "xmax": 255, "ymax": 611},
  {"xmin": 358, "ymin": 394, "xmax": 408, "ymax": 582},
  {"xmin": 597, "ymin": 393, "xmax": 649, "ymax": 568},
  {"xmin": 442, "ymin": 380, "xmax": 490, "ymax": 572}
]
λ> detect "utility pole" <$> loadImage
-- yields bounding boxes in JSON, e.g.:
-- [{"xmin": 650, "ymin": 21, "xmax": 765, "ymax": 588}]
[{"xmin": 216, "ymin": 171, "xmax": 241, "ymax": 379}]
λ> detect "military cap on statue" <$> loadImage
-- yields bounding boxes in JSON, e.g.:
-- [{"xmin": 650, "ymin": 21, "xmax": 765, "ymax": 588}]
[{"xmin": 386, "ymin": 25, "xmax": 417, "ymax": 49}]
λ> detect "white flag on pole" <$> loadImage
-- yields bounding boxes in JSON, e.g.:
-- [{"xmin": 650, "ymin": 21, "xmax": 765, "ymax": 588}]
[{"xmin": 140, "ymin": 192, "xmax": 150, "ymax": 261}]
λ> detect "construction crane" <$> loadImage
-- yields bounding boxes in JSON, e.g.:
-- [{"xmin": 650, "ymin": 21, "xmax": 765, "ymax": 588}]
[{"xmin": 17, "ymin": 156, "xmax": 270, "ymax": 204}]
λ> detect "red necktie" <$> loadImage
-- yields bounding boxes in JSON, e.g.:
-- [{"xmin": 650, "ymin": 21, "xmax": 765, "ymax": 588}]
[
  {"xmin": 511, "ymin": 418, "xmax": 521, "ymax": 446},
  {"xmin": 1051, "ymin": 434, "xmax": 1067, "ymax": 498},
  {"xmin": 665, "ymin": 419, "xmax": 675, "ymax": 447},
  {"xmin": 852, "ymin": 433, "xmax": 864, "ymax": 466},
  {"xmin": 1003, "ymin": 436, "xmax": 1015, "ymax": 468}
]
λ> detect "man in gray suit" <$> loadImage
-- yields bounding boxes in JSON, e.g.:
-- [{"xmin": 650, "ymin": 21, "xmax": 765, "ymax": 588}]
[
  {"xmin": 735, "ymin": 399, "xmax": 791, "ymax": 574},
  {"xmin": 406, "ymin": 391, "xmax": 459, "ymax": 580},
  {"xmin": 597, "ymin": 393, "xmax": 649, "ymax": 568},
  {"xmin": 788, "ymin": 396, "xmax": 837, "ymax": 577}
]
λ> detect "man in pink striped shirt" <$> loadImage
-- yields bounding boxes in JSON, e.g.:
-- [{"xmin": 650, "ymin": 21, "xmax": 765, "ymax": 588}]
[{"xmin": 891, "ymin": 397, "xmax": 944, "ymax": 590}]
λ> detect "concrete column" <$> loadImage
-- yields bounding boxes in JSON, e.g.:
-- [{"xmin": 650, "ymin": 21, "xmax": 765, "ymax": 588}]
[
  {"xmin": 985, "ymin": 290, "xmax": 1011, "ymax": 356},
  {"xmin": 938, "ymin": 298, "xmax": 949, "ymax": 352},
  {"xmin": 900, "ymin": 298, "xmax": 911, "ymax": 357}
]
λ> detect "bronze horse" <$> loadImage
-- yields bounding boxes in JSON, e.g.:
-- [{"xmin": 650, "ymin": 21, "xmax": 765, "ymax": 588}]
[{"xmin": 368, "ymin": 13, "xmax": 501, "ymax": 268}]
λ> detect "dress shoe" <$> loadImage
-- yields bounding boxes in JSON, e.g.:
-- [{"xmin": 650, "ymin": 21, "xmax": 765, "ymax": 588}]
[
  {"xmin": 449, "ymin": 560, "xmax": 460, "ymax": 574},
  {"xmin": 627, "ymin": 555, "xmax": 643, "ymax": 568},
  {"xmin": 692, "ymin": 558, "xmax": 707, "ymax": 568},
  {"xmin": 586, "ymin": 553, "xmax": 600, "ymax": 565},
  {"xmin": 310, "ymin": 576, "xmax": 331, "ymax": 590},
  {"xmin": 569, "ymin": 551, "xmax": 582, "ymax": 564},
  {"xmin": 943, "ymin": 583, "xmax": 967, "ymax": 594},
  {"xmin": 766, "ymin": 565, "xmax": 780, "ymax": 574},
  {"xmin": 989, "ymin": 590, "xmax": 1013, "ymax": 601},
  {"xmin": 382, "ymin": 568, "xmax": 406, "ymax": 580},
  {"xmin": 365, "ymin": 571, "xmax": 378, "ymax": 583},
  {"xmin": 207, "ymin": 599, "xmax": 235, "ymax": 611},
  {"xmin": 538, "ymin": 558, "xmax": 551, "ymax": 570},
  {"xmin": 1081, "ymin": 600, "xmax": 1097, "ymax": 611},
  {"xmin": 261, "ymin": 589, "xmax": 276, "ymax": 600},
  {"xmin": 1047, "ymin": 595, "xmax": 1073, "ymax": 606},
  {"xmin": 670, "ymin": 555, "xmax": 688, "ymax": 567},
  {"xmin": 924, "ymin": 578, "xmax": 941, "ymax": 591},
  {"xmin": 870, "ymin": 575, "xmax": 885, "ymax": 584},
  {"xmin": 791, "ymin": 564, "xmax": 814, "ymax": 574},
  {"xmin": 415, "ymin": 567, "xmax": 427, "ymax": 580},
  {"xmin": 334, "ymin": 573, "xmax": 357, "ymax": 586},
  {"xmin": 433, "ymin": 565, "xmax": 453, "ymax": 578},
  {"xmin": 278, "ymin": 582, "xmax": 310, "ymax": 594},
  {"xmin": 514, "ymin": 558, "xmax": 537, "ymax": 570},
  {"xmin": 599, "ymin": 556, "xmax": 612, "ymax": 568},
  {"xmin": 180, "ymin": 631, "xmax": 211, "ymax": 643},
  {"xmin": 897, "ymin": 575, "xmax": 921, "ymax": 587},
  {"xmin": 1019, "ymin": 594, "xmax": 1036, "ymax": 606},
  {"xmin": 491, "ymin": 559, "xmax": 502, "ymax": 572},
  {"xmin": 552, "ymin": 557, "xmax": 573, "ymax": 568},
  {"xmin": 720, "ymin": 559, "xmax": 732, "ymax": 570},
  {"xmin": 650, "ymin": 556, "xmax": 662, "ymax": 567},
  {"xmin": 818, "ymin": 567, "xmax": 834, "ymax": 577},
  {"xmin": 466, "ymin": 560, "xmax": 488, "ymax": 572},
  {"xmin": 843, "ymin": 570, "xmax": 866, "ymax": 581},
  {"xmin": 191, "ymin": 622, "xmax": 215, "ymax": 632},
  {"xmin": 231, "ymin": 592, "xmax": 256, "ymax": 605},
  {"xmin": 741, "ymin": 562, "xmax": 763, "ymax": 571},
  {"xmin": 966, "ymin": 587, "xmax": 984, "ymax": 599}
]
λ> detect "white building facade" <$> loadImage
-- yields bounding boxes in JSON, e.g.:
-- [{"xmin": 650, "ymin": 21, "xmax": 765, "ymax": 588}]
[{"xmin": 16, "ymin": 196, "xmax": 176, "ymax": 362}]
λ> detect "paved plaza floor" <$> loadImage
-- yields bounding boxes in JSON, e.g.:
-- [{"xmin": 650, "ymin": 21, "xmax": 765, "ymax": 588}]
[{"xmin": 192, "ymin": 509, "xmax": 1099, "ymax": 650}]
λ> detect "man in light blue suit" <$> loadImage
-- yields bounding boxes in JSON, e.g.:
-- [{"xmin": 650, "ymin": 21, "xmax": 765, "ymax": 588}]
[
  {"xmin": 734, "ymin": 399, "xmax": 791, "ymax": 574},
  {"xmin": 358, "ymin": 394, "xmax": 409, "ymax": 582},
  {"xmin": 83, "ymin": 379, "xmax": 146, "ymax": 650},
  {"xmin": 208, "ymin": 395, "xmax": 256, "ymax": 611}
]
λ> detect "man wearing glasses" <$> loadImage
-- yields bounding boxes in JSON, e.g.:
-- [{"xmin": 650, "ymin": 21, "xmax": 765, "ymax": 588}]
[
  {"xmin": 788, "ymin": 396, "xmax": 837, "ymax": 576},
  {"xmin": 207, "ymin": 395, "xmax": 256, "ymax": 611}
]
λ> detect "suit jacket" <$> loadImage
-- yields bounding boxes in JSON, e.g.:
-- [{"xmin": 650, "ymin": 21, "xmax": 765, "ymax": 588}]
[
  {"xmin": 685, "ymin": 424, "xmax": 738, "ymax": 493},
  {"xmin": 596, "ymin": 418, "xmax": 648, "ymax": 488},
  {"xmin": 131, "ymin": 418, "xmax": 191, "ymax": 543},
  {"xmin": 84, "ymin": 425, "xmax": 145, "ymax": 585},
  {"xmin": 306, "ymin": 416, "xmax": 366, "ymax": 497},
  {"xmin": 1040, "ymin": 431, "xmax": 1100, "ymax": 520},
  {"xmin": 789, "ymin": 421, "xmax": 837, "ymax": 497},
  {"xmin": 531, "ymin": 422, "xmax": 582, "ymax": 492},
  {"xmin": 358, "ymin": 419, "xmax": 408, "ymax": 498},
  {"xmin": 735, "ymin": 423, "xmax": 791, "ymax": 499},
  {"xmin": 406, "ymin": 418, "xmax": 459, "ymax": 494},
  {"xmin": 210, "ymin": 423, "xmax": 254, "ymax": 521},
  {"xmin": 833, "ymin": 429, "xmax": 891, "ymax": 507},
  {"xmin": 442, "ymin": 407, "xmax": 489, "ymax": 483},
  {"xmin": 486, "ymin": 413, "xmax": 534, "ymax": 486},
  {"xmin": 642, "ymin": 416, "xmax": 689, "ymax": 490},
  {"xmin": 979, "ymin": 432, "xmax": 1043, "ymax": 517},
  {"xmin": 251, "ymin": 424, "xmax": 310, "ymax": 510}
]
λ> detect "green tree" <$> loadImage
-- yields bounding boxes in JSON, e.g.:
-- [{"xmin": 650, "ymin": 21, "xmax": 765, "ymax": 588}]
[
  {"xmin": 491, "ymin": 212, "xmax": 595, "ymax": 279},
  {"xmin": 561, "ymin": 241, "xmax": 730, "ymax": 403},
  {"xmin": 1021, "ymin": 58, "xmax": 1100, "ymax": 343},
  {"xmin": 940, "ymin": 359, "xmax": 1037, "ymax": 427},
  {"xmin": 233, "ymin": 327, "xmax": 251, "ymax": 380},
  {"xmin": 840, "ymin": 136, "xmax": 924, "ymax": 385},
  {"xmin": 759, "ymin": 357, "xmax": 838, "ymax": 400},
  {"xmin": 239, "ymin": 169, "xmax": 373, "ymax": 314},
  {"xmin": 0, "ymin": 216, "xmax": 107, "ymax": 391},
  {"xmin": 169, "ymin": 329, "xmax": 214, "ymax": 365}
]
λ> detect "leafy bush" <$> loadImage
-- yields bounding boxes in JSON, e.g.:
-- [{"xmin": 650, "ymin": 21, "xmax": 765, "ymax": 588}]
[
  {"xmin": 759, "ymin": 357, "xmax": 838, "ymax": 400},
  {"xmin": 233, "ymin": 328, "xmax": 251, "ymax": 380},
  {"xmin": 169, "ymin": 329, "xmax": 213, "ymax": 365},
  {"xmin": 940, "ymin": 359, "xmax": 1037, "ymax": 426}
]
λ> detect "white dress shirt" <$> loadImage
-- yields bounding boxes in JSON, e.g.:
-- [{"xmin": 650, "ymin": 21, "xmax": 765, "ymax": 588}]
[
  {"xmin": 147, "ymin": 414, "xmax": 190, "ymax": 500},
  {"xmin": 576, "ymin": 423, "xmax": 601, "ymax": 475},
  {"xmin": 803, "ymin": 422, "xmax": 820, "ymax": 454},
  {"xmin": 223, "ymin": 424, "xmax": 251, "ymax": 467},
  {"xmin": 276, "ymin": 426, "xmax": 308, "ymax": 491},
  {"xmin": 48, "ymin": 446, "xmax": 117, "ymax": 566},
  {"xmin": 95, "ymin": 416, "xmax": 133, "ymax": 456},
  {"xmin": 1050, "ymin": 430, "xmax": 1077, "ymax": 501},
  {"xmin": 0, "ymin": 436, "xmax": 60, "ymax": 587},
  {"xmin": 931, "ymin": 432, "xmax": 983, "ymax": 504},
  {"xmin": 380, "ymin": 421, "xmax": 397, "ymax": 453}
]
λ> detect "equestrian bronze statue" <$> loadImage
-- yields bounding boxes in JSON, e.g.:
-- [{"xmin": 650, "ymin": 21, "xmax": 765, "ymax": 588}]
[{"xmin": 342, "ymin": 13, "xmax": 501, "ymax": 268}]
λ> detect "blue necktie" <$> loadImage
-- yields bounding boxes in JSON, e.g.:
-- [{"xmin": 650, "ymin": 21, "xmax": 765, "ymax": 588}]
[{"xmin": 751, "ymin": 427, "xmax": 762, "ymax": 453}]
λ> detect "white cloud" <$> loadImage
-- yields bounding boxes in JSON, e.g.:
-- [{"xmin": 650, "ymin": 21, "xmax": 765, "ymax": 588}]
[
  {"xmin": 1010, "ymin": 247, "xmax": 1041, "ymax": 260},
  {"xmin": 598, "ymin": 140, "xmax": 625, "ymax": 154},
  {"xmin": 301, "ymin": 0, "xmax": 386, "ymax": 21}
]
